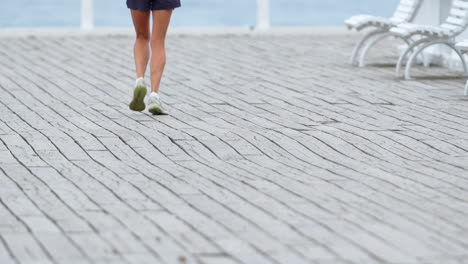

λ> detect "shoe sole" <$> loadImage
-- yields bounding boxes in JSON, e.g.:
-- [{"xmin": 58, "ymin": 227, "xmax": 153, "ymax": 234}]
[
  {"xmin": 148, "ymin": 106, "xmax": 169, "ymax": 115},
  {"xmin": 129, "ymin": 86, "xmax": 147, "ymax": 112}
]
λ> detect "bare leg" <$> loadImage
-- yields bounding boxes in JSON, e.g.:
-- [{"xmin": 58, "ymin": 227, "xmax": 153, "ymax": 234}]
[
  {"xmin": 150, "ymin": 9, "xmax": 173, "ymax": 93},
  {"xmin": 130, "ymin": 10, "xmax": 151, "ymax": 78}
]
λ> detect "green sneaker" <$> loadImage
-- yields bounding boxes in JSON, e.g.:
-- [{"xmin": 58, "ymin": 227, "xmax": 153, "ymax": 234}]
[
  {"xmin": 129, "ymin": 78, "xmax": 147, "ymax": 112},
  {"xmin": 148, "ymin": 94, "xmax": 169, "ymax": 115}
]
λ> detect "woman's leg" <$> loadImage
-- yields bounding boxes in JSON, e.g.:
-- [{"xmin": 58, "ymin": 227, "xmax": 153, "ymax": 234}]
[
  {"xmin": 130, "ymin": 10, "xmax": 151, "ymax": 78},
  {"xmin": 150, "ymin": 9, "xmax": 173, "ymax": 93}
]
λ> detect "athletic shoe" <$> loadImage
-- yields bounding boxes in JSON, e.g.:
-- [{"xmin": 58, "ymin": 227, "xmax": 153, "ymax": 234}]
[
  {"xmin": 129, "ymin": 78, "xmax": 147, "ymax": 112},
  {"xmin": 148, "ymin": 94, "xmax": 169, "ymax": 115}
]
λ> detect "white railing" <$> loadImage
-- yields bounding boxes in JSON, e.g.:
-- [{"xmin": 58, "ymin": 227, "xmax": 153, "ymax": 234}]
[
  {"xmin": 81, "ymin": 0, "xmax": 94, "ymax": 30},
  {"xmin": 257, "ymin": 0, "xmax": 271, "ymax": 29},
  {"xmin": 80, "ymin": 0, "xmax": 270, "ymax": 30}
]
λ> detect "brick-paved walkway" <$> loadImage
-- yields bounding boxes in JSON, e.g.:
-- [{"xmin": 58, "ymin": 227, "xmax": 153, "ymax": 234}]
[{"xmin": 0, "ymin": 31, "xmax": 467, "ymax": 264}]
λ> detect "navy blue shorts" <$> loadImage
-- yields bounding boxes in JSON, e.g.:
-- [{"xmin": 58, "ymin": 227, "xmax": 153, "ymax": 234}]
[{"xmin": 127, "ymin": 0, "xmax": 181, "ymax": 11}]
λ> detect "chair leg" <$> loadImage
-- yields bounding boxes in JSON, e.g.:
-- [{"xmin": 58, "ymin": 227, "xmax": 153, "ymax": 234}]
[
  {"xmin": 448, "ymin": 44, "xmax": 468, "ymax": 77},
  {"xmin": 460, "ymin": 52, "xmax": 468, "ymax": 96},
  {"xmin": 358, "ymin": 32, "xmax": 392, "ymax": 67},
  {"xmin": 396, "ymin": 37, "xmax": 429, "ymax": 78},
  {"xmin": 405, "ymin": 42, "xmax": 435, "ymax": 80},
  {"xmin": 350, "ymin": 29, "xmax": 387, "ymax": 66},
  {"xmin": 405, "ymin": 41, "xmax": 467, "ymax": 80},
  {"xmin": 465, "ymin": 80, "xmax": 468, "ymax": 96},
  {"xmin": 449, "ymin": 46, "xmax": 468, "ymax": 95}
]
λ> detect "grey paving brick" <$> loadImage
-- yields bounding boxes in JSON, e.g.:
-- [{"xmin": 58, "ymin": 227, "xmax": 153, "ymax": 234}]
[{"xmin": 2, "ymin": 233, "xmax": 53, "ymax": 264}]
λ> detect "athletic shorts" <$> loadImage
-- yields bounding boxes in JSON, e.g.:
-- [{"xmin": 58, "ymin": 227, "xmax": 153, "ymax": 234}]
[{"xmin": 127, "ymin": 0, "xmax": 181, "ymax": 11}]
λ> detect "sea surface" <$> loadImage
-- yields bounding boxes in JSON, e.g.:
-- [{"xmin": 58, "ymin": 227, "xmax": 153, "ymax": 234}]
[{"xmin": 0, "ymin": 0, "xmax": 399, "ymax": 28}]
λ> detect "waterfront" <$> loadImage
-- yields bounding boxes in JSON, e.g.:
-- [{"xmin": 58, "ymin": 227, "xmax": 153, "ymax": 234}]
[{"xmin": 0, "ymin": 0, "xmax": 399, "ymax": 28}]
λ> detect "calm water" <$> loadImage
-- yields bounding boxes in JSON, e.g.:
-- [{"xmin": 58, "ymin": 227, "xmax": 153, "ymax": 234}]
[{"xmin": 0, "ymin": 0, "xmax": 399, "ymax": 28}]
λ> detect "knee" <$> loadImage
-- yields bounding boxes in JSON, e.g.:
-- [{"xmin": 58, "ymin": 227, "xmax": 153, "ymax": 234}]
[
  {"xmin": 151, "ymin": 35, "xmax": 166, "ymax": 45},
  {"xmin": 136, "ymin": 31, "xmax": 150, "ymax": 42}
]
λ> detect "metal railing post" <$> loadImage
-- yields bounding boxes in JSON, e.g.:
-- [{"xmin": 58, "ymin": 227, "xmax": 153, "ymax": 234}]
[
  {"xmin": 257, "ymin": 0, "xmax": 270, "ymax": 30},
  {"xmin": 81, "ymin": 0, "xmax": 94, "ymax": 30}
]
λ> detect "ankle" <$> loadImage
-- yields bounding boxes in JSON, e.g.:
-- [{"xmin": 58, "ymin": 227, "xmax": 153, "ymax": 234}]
[
  {"xmin": 135, "ymin": 77, "xmax": 146, "ymax": 87},
  {"xmin": 150, "ymin": 92, "xmax": 160, "ymax": 99}
]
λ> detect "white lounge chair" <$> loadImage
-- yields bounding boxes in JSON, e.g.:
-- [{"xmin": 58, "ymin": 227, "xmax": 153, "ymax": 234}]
[
  {"xmin": 345, "ymin": 0, "xmax": 423, "ymax": 66},
  {"xmin": 391, "ymin": 0, "xmax": 468, "ymax": 80},
  {"xmin": 455, "ymin": 40, "xmax": 468, "ymax": 95}
]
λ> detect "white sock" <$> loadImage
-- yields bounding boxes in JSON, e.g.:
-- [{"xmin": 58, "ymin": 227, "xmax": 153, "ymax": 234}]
[
  {"xmin": 135, "ymin": 77, "xmax": 145, "ymax": 87},
  {"xmin": 150, "ymin": 92, "xmax": 160, "ymax": 99}
]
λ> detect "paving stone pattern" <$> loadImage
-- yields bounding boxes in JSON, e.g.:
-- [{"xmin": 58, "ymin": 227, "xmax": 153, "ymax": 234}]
[{"xmin": 0, "ymin": 32, "xmax": 467, "ymax": 264}]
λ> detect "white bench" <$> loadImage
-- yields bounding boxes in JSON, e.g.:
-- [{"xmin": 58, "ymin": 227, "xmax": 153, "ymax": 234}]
[
  {"xmin": 345, "ymin": 0, "xmax": 423, "ymax": 66},
  {"xmin": 390, "ymin": 0, "xmax": 468, "ymax": 80}
]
